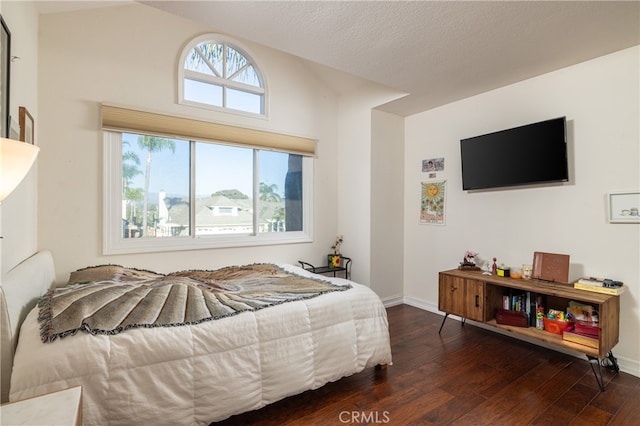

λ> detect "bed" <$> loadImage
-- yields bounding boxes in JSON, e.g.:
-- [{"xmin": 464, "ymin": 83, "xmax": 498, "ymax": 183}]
[{"xmin": 1, "ymin": 251, "xmax": 392, "ymax": 425}]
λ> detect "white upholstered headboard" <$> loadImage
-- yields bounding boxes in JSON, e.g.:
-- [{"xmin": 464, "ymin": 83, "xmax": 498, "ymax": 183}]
[{"xmin": 0, "ymin": 250, "xmax": 56, "ymax": 403}]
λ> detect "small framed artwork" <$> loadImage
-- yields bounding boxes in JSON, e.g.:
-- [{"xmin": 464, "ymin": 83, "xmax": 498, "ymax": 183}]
[
  {"xmin": 422, "ymin": 157, "xmax": 444, "ymax": 173},
  {"xmin": 0, "ymin": 15, "xmax": 10, "ymax": 138},
  {"xmin": 420, "ymin": 180, "xmax": 446, "ymax": 225},
  {"xmin": 9, "ymin": 116, "xmax": 19, "ymax": 140},
  {"xmin": 608, "ymin": 191, "xmax": 640, "ymax": 223},
  {"xmin": 19, "ymin": 106, "xmax": 34, "ymax": 144}
]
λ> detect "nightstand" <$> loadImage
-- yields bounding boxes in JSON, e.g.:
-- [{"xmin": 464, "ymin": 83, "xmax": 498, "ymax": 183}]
[
  {"xmin": 299, "ymin": 256, "xmax": 352, "ymax": 280},
  {"xmin": 0, "ymin": 386, "xmax": 82, "ymax": 425}
]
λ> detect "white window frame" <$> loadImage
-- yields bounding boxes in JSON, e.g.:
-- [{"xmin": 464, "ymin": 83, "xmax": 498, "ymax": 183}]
[
  {"xmin": 103, "ymin": 131, "xmax": 313, "ymax": 255},
  {"xmin": 178, "ymin": 34, "xmax": 268, "ymax": 119}
]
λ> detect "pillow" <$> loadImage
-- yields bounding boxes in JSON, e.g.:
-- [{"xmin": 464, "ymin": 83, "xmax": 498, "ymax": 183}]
[{"xmin": 67, "ymin": 265, "xmax": 163, "ymax": 284}]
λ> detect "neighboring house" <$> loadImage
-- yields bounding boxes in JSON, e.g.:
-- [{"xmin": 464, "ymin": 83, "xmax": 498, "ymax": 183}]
[{"xmin": 156, "ymin": 192, "xmax": 284, "ymax": 237}]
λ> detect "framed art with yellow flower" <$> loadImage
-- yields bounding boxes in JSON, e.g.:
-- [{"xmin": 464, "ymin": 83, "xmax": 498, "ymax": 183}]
[{"xmin": 420, "ymin": 180, "xmax": 446, "ymax": 225}]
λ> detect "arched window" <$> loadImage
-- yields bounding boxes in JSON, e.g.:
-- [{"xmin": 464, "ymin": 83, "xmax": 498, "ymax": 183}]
[{"xmin": 179, "ymin": 35, "xmax": 266, "ymax": 116}]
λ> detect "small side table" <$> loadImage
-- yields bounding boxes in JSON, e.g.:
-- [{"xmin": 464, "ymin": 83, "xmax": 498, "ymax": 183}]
[
  {"xmin": 299, "ymin": 256, "xmax": 352, "ymax": 280},
  {"xmin": 0, "ymin": 386, "xmax": 82, "ymax": 425}
]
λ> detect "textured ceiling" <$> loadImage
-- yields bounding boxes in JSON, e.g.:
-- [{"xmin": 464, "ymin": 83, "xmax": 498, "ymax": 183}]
[
  {"xmin": 39, "ymin": 1, "xmax": 640, "ymax": 116},
  {"xmin": 141, "ymin": 1, "xmax": 640, "ymax": 116}
]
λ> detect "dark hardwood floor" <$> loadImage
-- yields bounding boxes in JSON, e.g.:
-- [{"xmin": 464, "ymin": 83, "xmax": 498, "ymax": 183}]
[{"xmin": 214, "ymin": 304, "xmax": 640, "ymax": 425}]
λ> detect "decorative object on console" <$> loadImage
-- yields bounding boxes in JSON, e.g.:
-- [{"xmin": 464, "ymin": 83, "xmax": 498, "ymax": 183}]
[
  {"xmin": 470, "ymin": 255, "xmax": 492, "ymax": 275},
  {"xmin": 496, "ymin": 265, "xmax": 510, "ymax": 277},
  {"xmin": 482, "ymin": 261, "xmax": 492, "ymax": 275},
  {"xmin": 463, "ymin": 250, "xmax": 477, "ymax": 264},
  {"xmin": 532, "ymin": 251, "xmax": 570, "ymax": 283},
  {"xmin": 522, "ymin": 264, "xmax": 533, "ymax": 279},
  {"xmin": 458, "ymin": 250, "xmax": 480, "ymax": 270},
  {"xmin": 0, "ymin": 137, "xmax": 40, "ymax": 202}
]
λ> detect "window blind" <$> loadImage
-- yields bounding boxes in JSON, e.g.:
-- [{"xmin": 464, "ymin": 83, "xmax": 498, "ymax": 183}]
[{"xmin": 101, "ymin": 104, "xmax": 316, "ymax": 156}]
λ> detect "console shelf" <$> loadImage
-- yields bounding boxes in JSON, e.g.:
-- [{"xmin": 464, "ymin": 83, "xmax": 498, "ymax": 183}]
[{"xmin": 438, "ymin": 268, "xmax": 619, "ymax": 389}]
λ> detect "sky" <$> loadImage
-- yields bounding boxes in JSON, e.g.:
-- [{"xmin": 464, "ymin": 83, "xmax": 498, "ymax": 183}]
[{"xmin": 123, "ymin": 133, "xmax": 288, "ymax": 199}]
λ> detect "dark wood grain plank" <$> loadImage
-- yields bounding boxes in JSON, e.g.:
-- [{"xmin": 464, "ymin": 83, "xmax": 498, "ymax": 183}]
[{"xmin": 213, "ymin": 305, "xmax": 640, "ymax": 426}]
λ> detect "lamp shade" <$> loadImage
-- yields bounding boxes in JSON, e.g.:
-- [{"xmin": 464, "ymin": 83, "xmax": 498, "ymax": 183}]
[{"xmin": 0, "ymin": 137, "xmax": 40, "ymax": 202}]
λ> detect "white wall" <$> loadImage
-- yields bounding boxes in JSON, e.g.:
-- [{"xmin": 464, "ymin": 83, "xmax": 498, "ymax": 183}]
[
  {"xmin": 371, "ymin": 109, "xmax": 404, "ymax": 303},
  {"xmin": 36, "ymin": 4, "xmax": 346, "ymax": 282},
  {"xmin": 403, "ymin": 46, "xmax": 640, "ymax": 375},
  {"xmin": 337, "ymin": 85, "xmax": 405, "ymax": 285},
  {"xmin": 0, "ymin": 1, "xmax": 39, "ymax": 276}
]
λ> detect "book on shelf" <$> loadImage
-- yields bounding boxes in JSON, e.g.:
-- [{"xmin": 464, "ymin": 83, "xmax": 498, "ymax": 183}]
[
  {"xmin": 502, "ymin": 295, "xmax": 510, "ymax": 310},
  {"xmin": 562, "ymin": 330, "xmax": 599, "ymax": 350},
  {"xmin": 574, "ymin": 281, "xmax": 626, "ymax": 295},
  {"xmin": 576, "ymin": 277, "xmax": 606, "ymax": 286},
  {"xmin": 574, "ymin": 320, "xmax": 599, "ymax": 337},
  {"xmin": 498, "ymin": 291, "xmax": 548, "ymax": 327}
]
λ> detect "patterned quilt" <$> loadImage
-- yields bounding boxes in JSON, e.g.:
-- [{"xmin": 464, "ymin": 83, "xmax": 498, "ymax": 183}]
[{"xmin": 38, "ymin": 263, "xmax": 351, "ymax": 342}]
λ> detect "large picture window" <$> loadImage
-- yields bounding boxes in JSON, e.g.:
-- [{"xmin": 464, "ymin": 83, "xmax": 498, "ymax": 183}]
[{"xmin": 104, "ymin": 130, "xmax": 313, "ymax": 254}]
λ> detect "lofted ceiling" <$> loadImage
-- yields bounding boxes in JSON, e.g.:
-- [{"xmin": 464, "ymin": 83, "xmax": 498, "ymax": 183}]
[{"xmin": 38, "ymin": 1, "xmax": 640, "ymax": 116}]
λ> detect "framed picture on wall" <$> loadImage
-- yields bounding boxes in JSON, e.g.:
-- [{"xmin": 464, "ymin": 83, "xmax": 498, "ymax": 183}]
[
  {"xmin": 0, "ymin": 15, "xmax": 10, "ymax": 138},
  {"xmin": 608, "ymin": 191, "xmax": 640, "ymax": 223},
  {"xmin": 420, "ymin": 180, "xmax": 446, "ymax": 225},
  {"xmin": 19, "ymin": 106, "xmax": 34, "ymax": 144}
]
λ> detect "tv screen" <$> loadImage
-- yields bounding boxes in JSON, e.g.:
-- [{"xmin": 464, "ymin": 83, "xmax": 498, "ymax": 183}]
[{"xmin": 460, "ymin": 117, "xmax": 568, "ymax": 190}]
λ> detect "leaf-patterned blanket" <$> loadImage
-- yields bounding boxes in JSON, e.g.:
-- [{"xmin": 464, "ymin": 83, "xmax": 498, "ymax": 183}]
[{"xmin": 38, "ymin": 263, "xmax": 351, "ymax": 342}]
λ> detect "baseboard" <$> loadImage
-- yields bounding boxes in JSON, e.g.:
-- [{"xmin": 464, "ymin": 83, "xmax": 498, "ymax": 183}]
[
  {"xmin": 381, "ymin": 295, "xmax": 404, "ymax": 308},
  {"xmin": 399, "ymin": 296, "xmax": 640, "ymax": 379},
  {"xmin": 402, "ymin": 296, "xmax": 439, "ymax": 313}
]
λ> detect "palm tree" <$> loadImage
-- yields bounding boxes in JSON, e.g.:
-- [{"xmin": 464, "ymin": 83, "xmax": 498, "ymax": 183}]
[
  {"xmin": 122, "ymin": 152, "xmax": 141, "ymax": 186},
  {"xmin": 259, "ymin": 182, "xmax": 281, "ymax": 203},
  {"xmin": 124, "ymin": 187, "xmax": 143, "ymax": 225},
  {"xmin": 122, "ymin": 144, "xmax": 143, "ymax": 232},
  {"xmin": 186, "ymin": 42, "xmax": 261, "ymax": 87},
  {"xmin": 137, "ymin": 135, "xmax": 176, "ymax": 236},
  {"xmin": 122, "ymin": 143, "xmax": 141, "ymax": 192},
  {"xmin": 259, "ymin": 183, "xmax": 283, "ymax": 232}
]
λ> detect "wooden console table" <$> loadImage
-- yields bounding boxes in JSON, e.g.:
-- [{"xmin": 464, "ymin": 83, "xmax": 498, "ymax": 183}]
[{"xmin": 438, "ymin": 269, "xmax": 620, "ymax": 390}]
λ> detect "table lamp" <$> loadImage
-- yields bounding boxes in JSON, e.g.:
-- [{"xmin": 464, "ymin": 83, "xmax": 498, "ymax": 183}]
[{"xmin": 0, "ymin": 137, "xmax": 40, "ymax": 203}]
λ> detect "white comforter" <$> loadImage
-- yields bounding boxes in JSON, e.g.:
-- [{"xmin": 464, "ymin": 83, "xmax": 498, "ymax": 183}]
[{"xmin": 10, "ymin": 265, "xmax": 392, "ymax": 425}]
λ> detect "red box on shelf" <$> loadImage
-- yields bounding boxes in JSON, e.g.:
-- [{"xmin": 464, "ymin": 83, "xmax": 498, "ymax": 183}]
[
  {"xmin": 543, "ymin": 317, "xmax": 570, "ymax": 335},
  {"xmin": 496, "ymin": 309, "xmax": 528, "ymax": 327}
]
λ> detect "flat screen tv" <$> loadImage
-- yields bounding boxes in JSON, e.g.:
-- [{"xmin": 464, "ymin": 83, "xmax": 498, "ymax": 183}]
[{"xmin": 460, "ymin": 117, "xmax": 568, "ymax": 190}]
